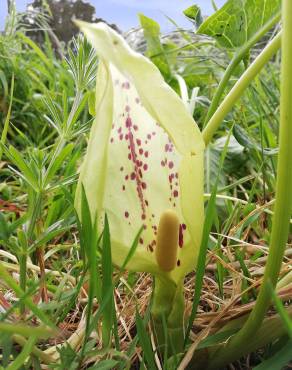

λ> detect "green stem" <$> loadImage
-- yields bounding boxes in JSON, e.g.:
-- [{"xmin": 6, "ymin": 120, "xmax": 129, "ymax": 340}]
[
  {"xmin": 151, "ymin": 277, "xmax": 185, "ymax": 355},
  {"xmin": 13, "ymin": 335, "xmax": 55, "ymax": 364},
  {"xmin": 19, "ymin": 253, "xmax": 27, "ymax": 316},
  {"xmin": 203, "ymin": 10, "xmax": 281, "ymax": 127},
  {"xmin": 27, "ymin": 192, "xmax": 42, "ymax": 241},
  {"xmin": 207, "ymin": 2, "xmax": 292, "ymax": 368},
  {"xmin": 202, "ymin": 32, "xmax": 281, "ymax": 145},
  {"xmin": 0, "ymin": 74, "xmax": 14, "ymax": 162},
  {"xmin": 7, "ymin": 336, "xmax": 36, "ymax": 370}
]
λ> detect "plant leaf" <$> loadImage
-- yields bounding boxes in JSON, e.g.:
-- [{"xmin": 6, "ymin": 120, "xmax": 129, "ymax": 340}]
[
  {"xmin": 183, "ymin": 5, "xmax": 203, "ymax": 28},
  {"xmin": 253, "ymin": 338, "xmax": 292, "ymax": 370},
  {"xmin": 197, "ymin": 0, "xmax": 281, "ymax": 48},
  {"xmin": 139, "ymin": 14, "xmax": 172, "ymax": 80}
]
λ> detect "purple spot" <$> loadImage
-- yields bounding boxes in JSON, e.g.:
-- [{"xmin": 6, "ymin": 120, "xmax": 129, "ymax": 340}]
[
  {"xmin": 122, "ymin": 81, "xmax": 130, "ymax": 89},
  {"xmin": 173, "ymin": 190, "xmax": 178, "ymax": 197},
  {"xmin": 179, "ymin": 225, "xmax": 184, "ymax": 247},
  {"xmin": 168, "ymin": 161, "xmax": 174, "ymax": 169},
  {"xmin": 126, "ymin": 117, "xmax": 132, "ymax": 128}
]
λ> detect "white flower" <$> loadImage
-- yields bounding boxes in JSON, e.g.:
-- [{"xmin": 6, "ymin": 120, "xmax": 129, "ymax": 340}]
[{"xmin": 75, "ymin": 21, "xmax": 205, "ymax": 283}]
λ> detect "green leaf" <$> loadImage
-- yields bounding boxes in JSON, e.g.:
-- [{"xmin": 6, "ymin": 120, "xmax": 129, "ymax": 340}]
[
  {"xmin": 44, "ymin": 143, "xmax": 74, "ymax": 186},
  {"xmin": 185, "ymin": 127, "xmax": 234, "ymax": 344},
  {"xmin": 0, "ymin": 333, "xmax": 12, "ymax": 368},
  {"xmin": 0, "ymin": 263, "xmax": 55, "ymax": 328},
  {"xmin": 197, "ymin": 0, "xmax": 281, "ymax": 48},
  {"xmin": 183, "ymin": 5, "xmax": 203, "ymax": 28},
  {"xmin": 1, "ymin": 145, "xmax": 39, "ymax": 191},
  {"xmin": 234, "ymin": 124, "xmax": 278, "ymax": 155},
  {"xmin": 88, "ymin": 360, "xmax": 119, "ymax": 370},
  {"xmin": 0, "ymin": 213, "xmax": 9, "ymax": 241},
  {"xmin": 101, "ymin": 214, "xmax": 114, "ymax": 347},
  {"xmin": 253, "ymin": 338, "xmax": 292, "ymax": 370},
  {"xmin": 198, "ymin": 328, "xmax": 238, "ymax": 349},
  {"xmin": 0, "ymin": 69, "xmax": 8, "ymax": 97},
  {"xmin": 88, "ymin": 90, "xmax": 96, "ymax": 116},
  {"xmin": 7, "ymin": 336, "xmax": 36, "ymax": 370},
  {"xmin": 0, "ymin": 74, "xmax": 14, "ymax": 162},
  {"xmin": 18, "ymin": 32, "xmax": 53, "ymax": 69},
  {"xmin": 268, "ymin": 283, "xmax": 292, "ymax": 338},
  {"xmin": 136, "ymin": 309, "xmax": 157, "ymax": 369},
  {"xmin": 119, "ymin": 226, "xmax": 143, "ymax": 272},
  {"xmin": 139, "ymin": 14, "xmax": 172, "ymax": 79},
  {"xmin": 0, "ymin": 323, "xmax": 54, "ymax": 338}
]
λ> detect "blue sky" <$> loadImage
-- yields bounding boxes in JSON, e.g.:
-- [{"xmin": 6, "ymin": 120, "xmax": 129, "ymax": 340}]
[{"xmin": 0, "ymin": 0, "xmax": 226, "ymax": 32}]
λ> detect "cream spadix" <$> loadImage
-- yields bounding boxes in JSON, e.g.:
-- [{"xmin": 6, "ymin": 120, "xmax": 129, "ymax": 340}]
[{"xmin": 156, "ymin": 210, "xmax": 179, "ymax": 272}]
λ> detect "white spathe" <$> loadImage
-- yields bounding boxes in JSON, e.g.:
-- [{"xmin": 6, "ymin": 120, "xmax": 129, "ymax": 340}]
[{"xmin": 75, "ymin": 20, "xmax": 205, "ymax": 282}]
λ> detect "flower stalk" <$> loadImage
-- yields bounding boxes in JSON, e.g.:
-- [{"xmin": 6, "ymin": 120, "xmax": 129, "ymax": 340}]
[
  {"xmin": 202, "ymin": 31, "xmax": 281, "ymax": 145},
  {"xmin": 152, "ymin": 210, "xmax": 185, "ymax": 353},
  {"xmin": 151, "ymin": 277, "xmax": 185, "ymax": 354}
]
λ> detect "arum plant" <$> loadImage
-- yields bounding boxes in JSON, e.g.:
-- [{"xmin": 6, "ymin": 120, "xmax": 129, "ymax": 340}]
[{"xmin": 74, "ymin": 20, "xmax": 205, "ymax": 352}]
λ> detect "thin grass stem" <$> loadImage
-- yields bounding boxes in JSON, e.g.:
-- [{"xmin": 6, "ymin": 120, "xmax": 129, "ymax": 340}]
[
  {"xmin": 203, "ymin": 11, "xmax": 281, "ymax": 127},
  {"xmin": 202, "ymin": 32, "xmax": 281, "ymax": 145}
]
